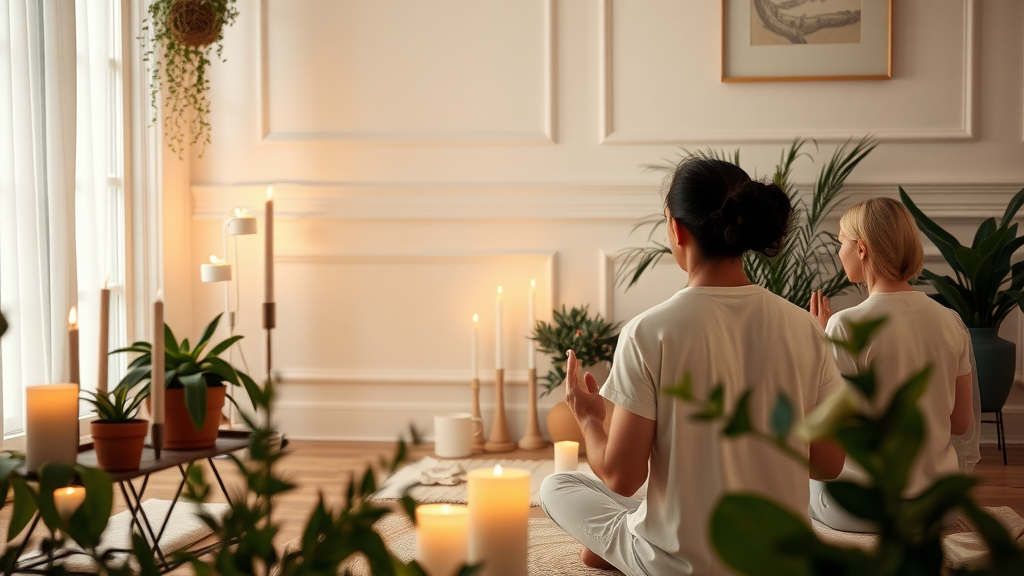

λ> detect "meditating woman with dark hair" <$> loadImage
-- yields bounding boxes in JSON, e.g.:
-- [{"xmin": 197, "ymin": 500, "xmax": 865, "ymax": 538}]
[{"xmin": 540, "ymin": 158, "xmax": 846, "ymax": 575}]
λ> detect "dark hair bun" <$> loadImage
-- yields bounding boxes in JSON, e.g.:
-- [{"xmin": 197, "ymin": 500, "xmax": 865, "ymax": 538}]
[{"xmin": 719, "ymin": 180, "xmax": 792, "ymax": 257}]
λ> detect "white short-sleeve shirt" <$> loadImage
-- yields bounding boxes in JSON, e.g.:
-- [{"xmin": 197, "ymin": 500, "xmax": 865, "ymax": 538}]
[
  {"xmin": 601, "ymin": 284, "xmax": 844, "ymax": 574},
  {"xmin": 825, "ymin": 290, "xmax": 972, "ymax": 496}
]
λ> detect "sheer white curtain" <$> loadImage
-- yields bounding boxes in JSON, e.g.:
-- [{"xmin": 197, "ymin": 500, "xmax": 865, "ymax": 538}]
[
  {"xmin": 0, "ymin": 0, "xmax": 125, "ymax": 439},
  {"xmin": 0, "ymin": 0, "xmax": 79, "ymax": 438}
]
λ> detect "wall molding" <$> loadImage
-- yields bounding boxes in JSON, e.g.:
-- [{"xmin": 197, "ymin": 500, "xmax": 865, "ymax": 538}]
[
  {"xmin": 194, "ymin": 182, "xmax": 1024, "ymax": 221},
  {"xmin": 599, "ymin": 0, "xmax": 977, "ymax": 144},
  {"xmin": 278, "ymin": 368, "xmax": 537, "ymax": 386},
  {"xmin": 257, "ymin": 0, "xmax": 556, "ymax": 145}
]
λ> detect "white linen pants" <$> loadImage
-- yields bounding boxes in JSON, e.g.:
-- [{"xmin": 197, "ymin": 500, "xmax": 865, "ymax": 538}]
[
  {"xmin": 539, "ymin": 472, "xmax": 693, "ymax": 576},
  {"xmin": 809, "ymin": 479, "xmax": 960, "ymax": 533}
]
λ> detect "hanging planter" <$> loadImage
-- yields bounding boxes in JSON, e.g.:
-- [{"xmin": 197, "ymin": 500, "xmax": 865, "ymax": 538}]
[{"xmin": 142, "ymin": 0, "xmax": 239, "ymax": 157}]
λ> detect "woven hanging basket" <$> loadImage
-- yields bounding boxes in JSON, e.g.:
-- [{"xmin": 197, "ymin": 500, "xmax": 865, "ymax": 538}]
[{"xmin": 167, "ymin": 0, "xmax": 222, "ymax": 47}]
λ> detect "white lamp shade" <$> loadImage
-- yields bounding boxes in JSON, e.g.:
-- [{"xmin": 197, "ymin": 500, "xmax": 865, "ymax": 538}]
[
  {"xmin": 201, "ymin": 263, "xmax": 232, "ymax": 282},
  {"xmin": 227, "ymin": 216, "xmax": 257, "ymax": 235}
]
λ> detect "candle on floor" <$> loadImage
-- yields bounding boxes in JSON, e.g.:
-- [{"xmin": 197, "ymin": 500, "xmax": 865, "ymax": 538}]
[
  {"xmin": 471, "ymin": 314, "xmax": 479, "ymax": 381},
  {"xmin": 468, "ymin": 464, "xmax": 529, "ymax": 576},
  {"xmin": 527, "ymin": 280, "xmax": 536, "ymax": 370},
  {"xmin": 265, "ymin": 186, "xmax": 274, "ymax": 303},
  {"xmin": 495, "ymin": 287, "xmax": 503, "ymax": 371},
  {"xmin": 25, "ymin": 384, "xmax": 80, "ymax": 473},
  {"xmin": 54, "ymin": 486, "xmax": 86, "ymax": 520},
  {"xmin": 554, "ymin": 441, "xmax": 579, "ymax": 473},
  {"xmin": 68, "ymin": 307, "xmax": 79, "ymax": 385},
  {"xmin": 201, "ymin": 255, "xmax": 232, "ymax": 282},
  {"xmin": 152, "ymin": 291, "xmax": 165, "ymax": 425},
  {"xmin": 416, "ymin": 504, "xmax": 469, "ymax": 576},
  {"xmin": 98, "ymin": 277, "xmax": 110, "ymax": 394}
]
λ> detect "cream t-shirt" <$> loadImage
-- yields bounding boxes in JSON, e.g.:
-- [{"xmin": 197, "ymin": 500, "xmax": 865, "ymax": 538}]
[
  {"xmin": 825, "ymin": 291, "xmax": 972, "ymax": 496},
  {"xmin": 601, "ymin": 284, "xmax": 844, "ymax": 575}
]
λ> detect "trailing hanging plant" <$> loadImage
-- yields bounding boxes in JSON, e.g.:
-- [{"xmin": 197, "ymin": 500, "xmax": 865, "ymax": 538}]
[
  {"xmin": 531, "ymin": 305, "xmax": 622, "ymax": 397},
  {"xmin": 617, "ymin": 137, "xmax": 877, "ymax": 310},
  {"xmin": 141, "ymin": 0, "xmax": 239, "ymax": 157}
]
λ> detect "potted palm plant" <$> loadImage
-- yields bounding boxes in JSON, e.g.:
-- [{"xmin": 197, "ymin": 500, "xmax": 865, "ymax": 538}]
[
  {"xmin": 113, "ymin": 313, "xmax": 259, "ymax": 449},
  {"xmin": 900, "ymin": 186, "xmax": 1024, "ymax": 454},
  {"xmin": 617, "ymin": 137, "xmax": 876, "ymax": 308},
  {"xmin": 531, "ymin": 305, "xmax": 621, "ymax": 450},
  {"xmin": 82, "ymin": 387, "xmax": 148, "ymax": 471}
]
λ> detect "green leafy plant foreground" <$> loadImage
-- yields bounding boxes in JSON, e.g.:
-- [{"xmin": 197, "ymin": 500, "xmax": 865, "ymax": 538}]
[
  {"xmin": 530, "ymin": 305, "xmax": 622, "ymax": 396},
  {"xmin": 617, "ymin": 137, "xmax": 877, "ymax": 309},
  {"xmin": 112, "ymin": 313, "xmax": 259, "ymax": 430},
  {"xmin": 666, "ymin": 317, "xmax": 1024, "ymax": 575},
  {"xmin": 900, "ymin": 186, "xmax": 1024, "ymax": 328}
]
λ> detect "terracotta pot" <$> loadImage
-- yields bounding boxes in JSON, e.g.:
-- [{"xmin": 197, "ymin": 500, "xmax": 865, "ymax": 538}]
[
  {"xmin": 165, "ymin": 386, "xmax": 226, "ymax": 450},
  {"xmin": 90, "ymin": 419, "xmax": 148, "ymax": 471}
]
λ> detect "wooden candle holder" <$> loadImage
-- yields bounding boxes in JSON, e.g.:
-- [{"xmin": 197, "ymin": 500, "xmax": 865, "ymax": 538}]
[
  {"xmin": 470, "ymin": 377, "xmax": 485, "ymax": 452},
  {"xmin": 484, "ymin": 369, "xmax": 516, "ymax": 452},
  {"xmin": 518, "ymin": 368, "xmax": 549, "ymax": 450}
]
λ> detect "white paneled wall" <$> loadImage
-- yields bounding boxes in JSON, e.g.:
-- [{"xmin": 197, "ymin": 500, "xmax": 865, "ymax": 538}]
[{"xmin": 168, "ymin": 0, "xmax": 1024, "ymax": 442}]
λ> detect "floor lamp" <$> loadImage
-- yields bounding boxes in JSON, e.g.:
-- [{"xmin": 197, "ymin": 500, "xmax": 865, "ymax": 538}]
[{"xmin": 200, "ymin": 207, "xmax": 257, "ymax": 427}]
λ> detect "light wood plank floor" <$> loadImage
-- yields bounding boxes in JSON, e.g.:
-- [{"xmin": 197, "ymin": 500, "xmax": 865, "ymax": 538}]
[{"xmin": 1, "ymin": 441, "xmax": 1021, "ymax": 569}]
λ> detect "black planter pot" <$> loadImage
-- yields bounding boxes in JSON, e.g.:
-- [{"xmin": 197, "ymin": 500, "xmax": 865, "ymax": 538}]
[{"xmin": 968, "ymin": 327, "xmax": 1015, "ymax": 464}]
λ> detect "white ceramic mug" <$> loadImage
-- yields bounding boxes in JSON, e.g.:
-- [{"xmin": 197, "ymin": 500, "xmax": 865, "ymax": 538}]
[{"xmin": 434, "ymin": 413, "xmax": 474, "ymax": 458}]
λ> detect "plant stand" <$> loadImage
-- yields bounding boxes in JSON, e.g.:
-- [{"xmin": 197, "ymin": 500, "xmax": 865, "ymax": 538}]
[{"xmin": 518, "ymin": 368, "xmax": 549, "ymax": 450}]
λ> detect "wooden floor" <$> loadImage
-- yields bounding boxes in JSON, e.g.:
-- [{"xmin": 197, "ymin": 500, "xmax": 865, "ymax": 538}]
[{"xmin": 1, "ymin": 440, "xmax": 1022, "ymax": 570}]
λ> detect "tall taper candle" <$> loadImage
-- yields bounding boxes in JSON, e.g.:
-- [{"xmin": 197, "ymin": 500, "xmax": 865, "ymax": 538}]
[
  {"xmin": 152, "ymin": 292, "xmax": 165, "ymax": 425},
  {"xmin": 527, "ymin": 279, "xmax": 536, "ymax": 370},
  {"xmin": 265, "ymin": 186, "xmax": 274, "ymax": 303},
  {"xmin": 471, "ymin": 313, "xmax": 479, "ymax": 381},
  {"xmin": 68, "ymin": 307, "xmax": 79, "ymax": 385},
  {"xmin": 98, "ymin": 277, "xmax": 110, "ymax": 394},
  {"xmin": 495, "ymin": 287, "xmax": 503, "ymax": 370}
]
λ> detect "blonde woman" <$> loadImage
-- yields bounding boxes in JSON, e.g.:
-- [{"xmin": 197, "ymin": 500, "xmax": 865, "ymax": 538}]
[{"xmin": 810, "ymin": 197, "xmax": 979, "ymax": 532}]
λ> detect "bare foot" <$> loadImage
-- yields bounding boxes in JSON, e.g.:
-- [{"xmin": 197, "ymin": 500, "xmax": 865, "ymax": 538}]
[{"xmin": 580, "ymin": 547, "xmax": 616, "ymax": 570}]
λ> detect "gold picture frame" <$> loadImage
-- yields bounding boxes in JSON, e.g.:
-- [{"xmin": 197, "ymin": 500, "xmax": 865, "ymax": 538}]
[{"xmin": 722, "ymin": 0, "xmax": 891, "ymax": 82}]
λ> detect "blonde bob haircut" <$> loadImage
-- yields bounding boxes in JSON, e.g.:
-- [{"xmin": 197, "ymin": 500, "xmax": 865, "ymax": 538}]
[{"xmin": 840, "ymin": 197, "xmax": 924, "ymax": 283}]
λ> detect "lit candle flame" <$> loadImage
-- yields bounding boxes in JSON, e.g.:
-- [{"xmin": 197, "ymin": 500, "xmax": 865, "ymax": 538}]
[
  {"xmin": 210, "ymin": 255, "xmax": 225, "ymax": 264},
  {"xmin": 103, "ymin": 274, "xmax": 110, "ymax": 289},
  {"xmin": 472, "ymin": 313, "xmax": 479, "ymax": 324},
  {"xmin": 267, "ymin": 185, "xmax": 274, "ymax": 200},
  {"xmin": 156, "ymin": 288, "xmax": 163, "ymax": 301},
  {"xmin": 441, "ymin": 504, "xmax": 451, "ymax": 513},
  {"xmin": 68, "ymin": 306, "xmax": 78, "ymax": 327},
  {"xmin": 497, "ymin": 286, "xmax": 503, "ymax": 296},
  {"xmin": 235, "ymin": 208, "xmax": 249, "ymax": 218},
  {"xmin": 61, "ymin": 487, "xmax": 77, "ymax": 496},
  {"xmin": 494, "ymin": 464, "xmax": 503, "ymax": 476},
  {"xmin": 530, "ymin": 279, "xmax": 536, "ymax": 289}
]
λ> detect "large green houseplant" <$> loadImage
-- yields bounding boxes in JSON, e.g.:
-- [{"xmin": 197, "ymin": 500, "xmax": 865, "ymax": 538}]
[
  {"xmin": 900, "ymin": 186, "xmax": 1024, "ymax": 461},
  {"xmin": 113, "ymin": 313, "xmax": 259, "ymax": 448},
  {"xmin": 142, "ymin": 0, "xmax": 239, "ymax": 156},
  {"xmin": 617, "ymin": 137, "xmax": 876, "ymax": 309}
]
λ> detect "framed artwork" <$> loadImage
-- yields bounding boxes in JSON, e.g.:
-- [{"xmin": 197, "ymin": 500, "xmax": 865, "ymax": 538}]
[{"xmin": 722, "ymin": 0, "xmax": 891, "ymax": 82}]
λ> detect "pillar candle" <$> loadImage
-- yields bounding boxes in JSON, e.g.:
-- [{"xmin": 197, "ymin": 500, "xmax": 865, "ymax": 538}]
[
  {"xmin": 201, "ymin": 255, "xmax": 232, "ymax": 282},
  {"xmin": 98, "ymin": 278, "xmax": 110, "ymax": 394},
  {"xmin": 468, "ymin": 465, "xmax": 529, "ymax": 576},
  {"xmin": 68, "ymin": 307, "xmax": 79, "ymax": 385},
  {"xmin": 416, "ymin": 504, "xmax": 469, "ymax": 576},
  {"xmin": 495, "ymin": 287, "xmax": 503, "ymax": 370},
  {"xmin": 152, "ymin": 292, "xmax": 165, "ymax": 425},
  {"xmin": 25, "ymin": 384, "xmax": 80, "ymax": 473},
  {"xmin": 265, "ymin": 186, "xmax": 274, "ymax": 303},
  {"xmin": 527, "ymin": 279, "xmax": 536, "ymax": 370},
  {"xmin": 54, "ymin": 486, "xmax": 86, "ymax": 520},
  {"xmin": 471, "ymin": 314, "xmax": 479, "ymax": 381},
  {"xmin": 554, "ymin": 441, "xmax": 579, "ymax": 473}
]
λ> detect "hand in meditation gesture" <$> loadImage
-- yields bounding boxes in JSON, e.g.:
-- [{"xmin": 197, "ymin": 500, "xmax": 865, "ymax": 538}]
[
  {"xmin": 565, "ymin": 349, "xmax": 606, "ymax": 428},
  {"xmin": 810, "ymin": 289, "xmax": 832, "ymax": 330}
]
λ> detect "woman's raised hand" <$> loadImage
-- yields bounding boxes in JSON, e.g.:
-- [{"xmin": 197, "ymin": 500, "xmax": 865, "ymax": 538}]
[
  {"xmin": 810, "ymin": 289, "xmax": 831, "ymax": 330},
  {"xmin": 565, "ymin": 349, "xmax": 606, "ymax": 426}
]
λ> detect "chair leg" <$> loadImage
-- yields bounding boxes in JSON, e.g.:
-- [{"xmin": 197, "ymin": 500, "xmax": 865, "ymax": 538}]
[
  {"xmin": 998, "ymin": 411, "xmax": 1007, "ymax": 465},
  {"xmin": 996, "ymin": 410, "xmax": 1003, "ymax": 451}
]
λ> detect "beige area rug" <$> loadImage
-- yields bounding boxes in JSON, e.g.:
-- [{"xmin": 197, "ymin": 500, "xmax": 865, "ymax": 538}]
[
  {"xmin": 17, "ymin": 499, "xmax": 229, "ymax": 572},
  {"xmin": 373, "ymin": 457, "xmax": 646, "ymax": 506},
  {"xmin": 321, "ymin": 508, "xmax": 1024, "ymax": 576}
]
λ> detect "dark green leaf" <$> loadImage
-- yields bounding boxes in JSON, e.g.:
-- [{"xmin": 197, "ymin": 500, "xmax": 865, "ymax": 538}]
[
  {"xmin": 197, "ymin": 313, "xmax": 223, "ymax": 348},
  {"xmin": 7, "ymin": 477, "xmax": 37, "ymax": 541},
  {"xmin": 710, "ymin": 494, "xmax": 816, "ymax": 576},
  {"xmin": 179, "ymin": 373, "xmax": 209, "ymax": 430},
  {"xmin": 663, "ymin": 373, "xmax": 694, "ymax": 402},
  {"xmin": 999, "ymin": 187, "xmax": 1024, "ymax": 229},
  {"xmin": 164, "ymin": 323, "xmax": 180, "ymax": 354},
  {"xmin": 824, "ymin": 482, "xmax": 886, "ymax": 524},
  {"xmin": 770, "ymin": 393, "xmax": 794, "ymax": 440},
  {"xmin": 723, "ymin": 391, "xmax": 754, "ymax": 436}
]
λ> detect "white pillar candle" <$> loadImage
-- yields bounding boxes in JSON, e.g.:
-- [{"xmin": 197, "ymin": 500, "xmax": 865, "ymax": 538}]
[
  {"xmin": 495, "ymin": 287, "xmax": 503, "ymax": 370},
  {"xmin": 227, "ymin": 209, "xmax": 258, "ymax": 235},
  {"xmin": 152, "ymin": 292, "xmax": 165, "ymax": 425},
  {"xmin": 68, "ymin": 307, "xmax": 79, "ymax": 385},
  {"xmin": 554, "ymin": 441, "xmax": 579, "ymax": 473},
  {"xmin": 468, "ymin": 465, "xmax": 529, "ymax": 576},
  {"xmin": 265, "ymin": 186, "xmax": 275, "ymax": 303},
  {"xmin": 416, "ymin": 504, "xmax": 469, "ymax": 576},
  {"xmin": 201, "ymin": 255, "xmax": 233, "ymax": 283},
  {"xmin": 98, "ymin": 278, "xmax": 110, "ymax": 394},
  {"xmin": 527, "ymin": 279, "xmax": 536, "ymax": 370},
  {"xmin": 471, "ymin": 314, "xmax": 479, "ymax": 381},
  {"xmin": 53, "ymin": 486, "xmax": 86, "ymax": 520},
  {"xmin": 25, "ymin": 384, "xmax": 80, "ymax": 473}
]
